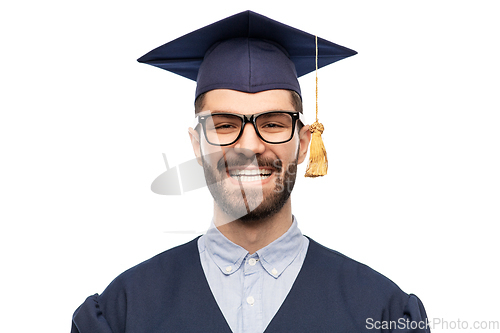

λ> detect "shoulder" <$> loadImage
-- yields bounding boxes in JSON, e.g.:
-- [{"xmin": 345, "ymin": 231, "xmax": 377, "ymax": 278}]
[
  {"xmin": 307, "ymin": 237, "xmax": 401, "ymax": 285},
  {"xmin": 72, "ymin": 236, "xmax": 230, "ymax": 333},
  {"xmin": 269, "ymin": 237, "xmax": 430, "ymax": 331},
  {"xmin": 100, "ymin": 238, "xmax": 199, "ymax": 300},
  {"xmin": 305, "ymin": 237, "xmax": 410, "ymax": 309}
]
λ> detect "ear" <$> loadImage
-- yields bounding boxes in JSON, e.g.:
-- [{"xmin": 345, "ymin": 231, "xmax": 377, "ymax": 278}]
[
  {"xmin": 297, "ymin": 125, "xmax": 311, "ymax": 165},
  {"xmin": 188, "ymin": 127, "xmax": 203, "ymax": 166}
]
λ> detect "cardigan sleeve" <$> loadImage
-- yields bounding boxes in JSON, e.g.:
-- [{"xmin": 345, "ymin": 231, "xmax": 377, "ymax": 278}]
[
  {"xmin": 71, "ymin": 294, "xmax": 114, "ymax": 333},
  {"xmin": 396, "ymin": 294, "xmax": 430, "ymax": 333}
]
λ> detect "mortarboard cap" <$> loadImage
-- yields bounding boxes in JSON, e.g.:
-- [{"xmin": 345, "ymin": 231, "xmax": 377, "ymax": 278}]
[
  {"xmin": 138, "ymin": 10, "xmax": 357, "ymax": 177},
  {"xmin": 137, "ymin": 10, "xmax": 356, "ymax": 101}
]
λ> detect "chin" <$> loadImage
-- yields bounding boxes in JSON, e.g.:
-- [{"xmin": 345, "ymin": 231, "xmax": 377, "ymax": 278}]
[{"xmin": 213, "ymin": 178, "xmax": 293, "ymax": 225}]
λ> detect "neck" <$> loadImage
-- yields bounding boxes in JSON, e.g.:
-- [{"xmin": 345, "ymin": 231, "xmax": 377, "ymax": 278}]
[{"xmin": 213, "ymin": 199, "xmax": 293, "ymax": 254}]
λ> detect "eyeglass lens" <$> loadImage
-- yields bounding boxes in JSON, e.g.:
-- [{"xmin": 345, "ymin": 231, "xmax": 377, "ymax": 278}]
[{"xmin": 204, "ymin": 112, "xmax": 294, "ymax": 145}]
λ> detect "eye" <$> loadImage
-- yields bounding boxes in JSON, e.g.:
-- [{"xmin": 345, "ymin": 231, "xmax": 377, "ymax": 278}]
[
  {"xmin": 207, "ymin": 114, "xmax": 242, "ymax": 132},
  {"xmin": 256, "ymin": 112, "xmax": 293, "ymax": 131},
  {"xmin": 262, "ymin": 122, "xmax": 285, "ymax": 128},
  {"xmin": 215, "ymin": 123, "xmax": 238, "ymax": 130}
]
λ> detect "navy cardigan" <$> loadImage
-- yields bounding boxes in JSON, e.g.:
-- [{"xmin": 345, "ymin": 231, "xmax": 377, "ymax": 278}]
[{"xmin": 71, "ymin": 237, "xmax": 430, "ymax": 332}]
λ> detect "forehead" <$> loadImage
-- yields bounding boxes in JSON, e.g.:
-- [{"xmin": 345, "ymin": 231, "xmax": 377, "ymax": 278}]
[{"xmin": 201, "ymin": 89, "xmax": 294, "ymax": 114}]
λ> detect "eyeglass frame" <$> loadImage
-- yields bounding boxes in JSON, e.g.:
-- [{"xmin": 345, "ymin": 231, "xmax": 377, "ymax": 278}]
[{"xmin": 195, "ymin": 110, "xmax": 305, "ymax": 146}]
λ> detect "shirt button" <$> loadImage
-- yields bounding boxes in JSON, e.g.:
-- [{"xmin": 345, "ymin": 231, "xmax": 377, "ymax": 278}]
[
  {"xmin": 225, "ymin": 266, "xmax": 232, "ymax": 273},
  {"xmin": 271, "ymin": 268, "xmax": 278, "ymax": 276},
  {"xmin": 246, "ymin": 296, "xmax": 255, "ymax": 306},
  {"xmin": 248, "ymin": 258, "xmax": 257, "ymax": 266}
]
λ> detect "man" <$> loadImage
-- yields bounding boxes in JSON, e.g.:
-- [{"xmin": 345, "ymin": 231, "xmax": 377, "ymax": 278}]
[{"xmin": 71, "ymin": 11, "xmax": 430, "ymax": 333}]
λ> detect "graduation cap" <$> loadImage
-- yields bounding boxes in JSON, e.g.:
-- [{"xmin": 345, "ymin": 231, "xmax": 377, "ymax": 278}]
[{"xmin": 138, "ymin": 10, "xmax": 356, "ymax": 177}]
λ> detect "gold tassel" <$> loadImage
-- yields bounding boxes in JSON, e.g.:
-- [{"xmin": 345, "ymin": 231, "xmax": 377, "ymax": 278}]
[
  {"xmin": 305, "ymin": 121, "xmax": 328, "ymax": 177},
  {"xmin": 305, "ymin": 35, "xmax": 328, "ymax": 177}
]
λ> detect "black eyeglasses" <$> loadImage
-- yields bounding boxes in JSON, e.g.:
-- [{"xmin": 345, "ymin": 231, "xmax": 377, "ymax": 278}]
[{"xmin": 197, "ymin": 111, "xmax": 301, "ymax": 146}]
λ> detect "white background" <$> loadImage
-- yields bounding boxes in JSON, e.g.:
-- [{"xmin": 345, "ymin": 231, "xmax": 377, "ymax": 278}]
[{"xmin": 1, "ymin": 1, "xmax": 499, "ymax": 332}]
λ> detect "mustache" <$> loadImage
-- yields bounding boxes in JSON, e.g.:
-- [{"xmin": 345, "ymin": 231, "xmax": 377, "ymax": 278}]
[{"xmin": 217, "ymin": 155, "xmax": 282, "ymax": 172}]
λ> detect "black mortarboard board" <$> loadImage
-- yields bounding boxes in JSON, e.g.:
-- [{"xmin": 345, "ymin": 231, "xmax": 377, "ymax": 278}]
[{"xmin": 137, "ymin": 10, "xmax": 357, "ymax": 100}]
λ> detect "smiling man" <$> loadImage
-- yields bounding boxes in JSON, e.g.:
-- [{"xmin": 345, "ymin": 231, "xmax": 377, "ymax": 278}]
[{"xmin": 71, "ymin": 11, "xmax": 430, "ymax": 333}]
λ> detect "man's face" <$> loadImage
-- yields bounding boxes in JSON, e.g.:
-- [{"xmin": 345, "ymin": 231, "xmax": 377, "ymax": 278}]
[{"xmin": 189, "ymin": 89, "xmax": 310, "ymax": 224}]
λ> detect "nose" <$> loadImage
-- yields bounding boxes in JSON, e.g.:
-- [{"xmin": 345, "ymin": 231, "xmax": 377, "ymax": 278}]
[{"xmin": 233, "ymin": 123, "xmax": 266, "ymax": 157}]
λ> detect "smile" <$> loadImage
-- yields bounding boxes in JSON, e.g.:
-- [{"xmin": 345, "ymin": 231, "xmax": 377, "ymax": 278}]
[{"xmin": 228, "ymin": 168, "xmax": 273, "ymax": 182}]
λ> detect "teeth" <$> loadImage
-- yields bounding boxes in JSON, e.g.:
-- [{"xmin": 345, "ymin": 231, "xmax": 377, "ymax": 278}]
[
  {"xmin": 229, "ymin": 168, "xmax": 272, "ymax": 181},
  {"xmin": 229, "ymin": 169, "xmax": 272, "ymax": 176},
  {"xmin": 235, "ymin": 175, "xmax": 270, "ymax": 182}
]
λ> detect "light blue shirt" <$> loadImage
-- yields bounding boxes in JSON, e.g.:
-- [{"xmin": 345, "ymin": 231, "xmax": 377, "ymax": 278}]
[{"xmin": 198, "ymin": 216, "xmax": 309, "ymax": 333}]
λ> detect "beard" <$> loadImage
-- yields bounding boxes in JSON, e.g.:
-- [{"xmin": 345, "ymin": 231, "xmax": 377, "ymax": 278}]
[{"xmin": 201, "ymin": 149, "xmax": 298, "ymax": 224}]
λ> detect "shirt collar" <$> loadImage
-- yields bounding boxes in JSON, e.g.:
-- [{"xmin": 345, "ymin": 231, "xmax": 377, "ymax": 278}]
[{"xmin": 203, "ymin": 216, "xmax": 304, "ymax": 279}]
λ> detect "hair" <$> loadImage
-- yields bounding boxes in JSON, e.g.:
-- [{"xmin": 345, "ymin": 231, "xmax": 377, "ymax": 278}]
[
  {"xmin": 289, "ymin": 90, "xmax": 304, "ymax": 132},
  {"xmin": 289, "ymin": 90, "xmax": 303, "ymax": 113},
  {"xmin": 194, "ymin": 90, "xmax": 303, "ymax": 114}
]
